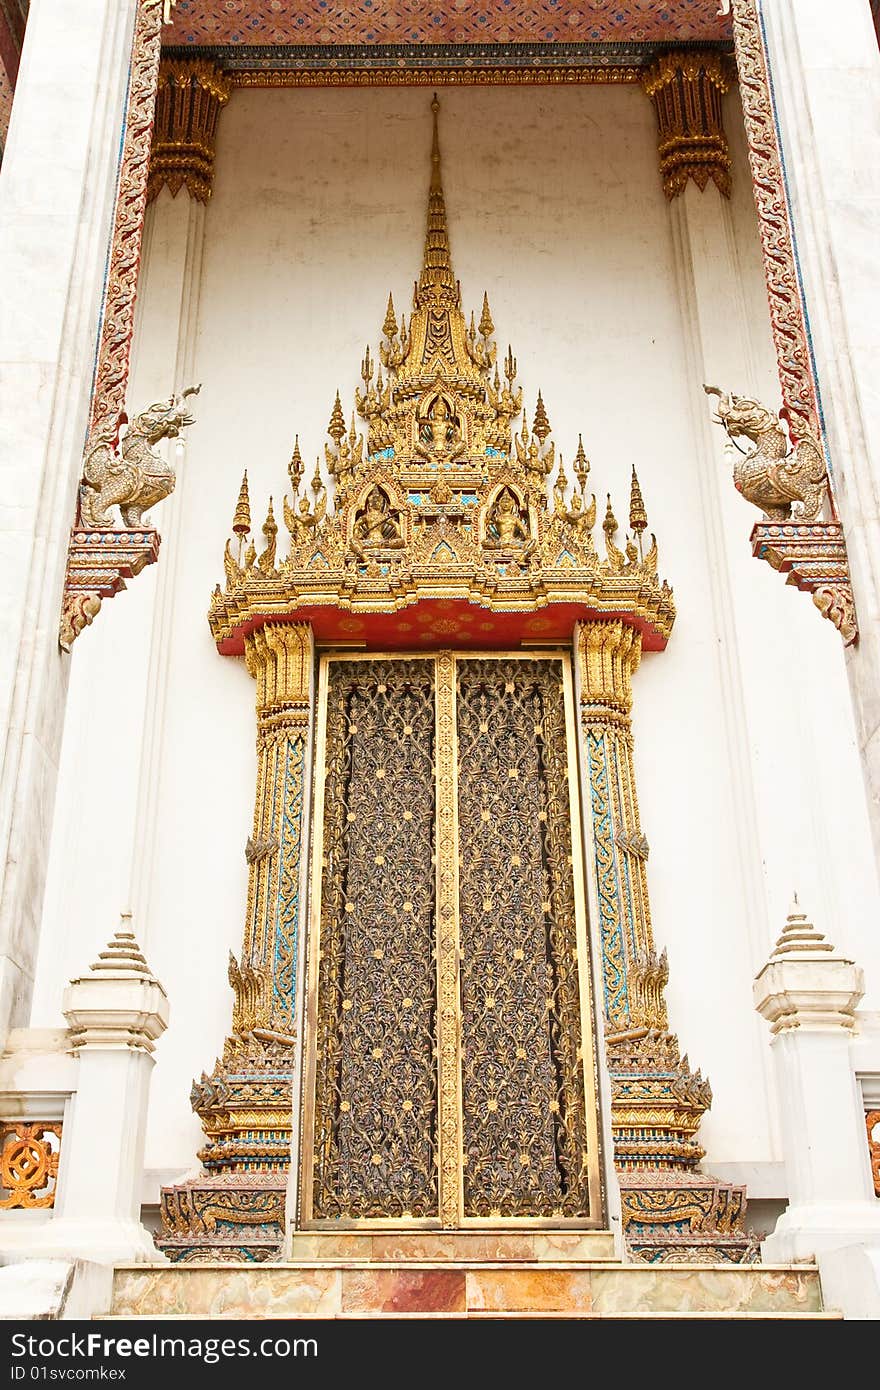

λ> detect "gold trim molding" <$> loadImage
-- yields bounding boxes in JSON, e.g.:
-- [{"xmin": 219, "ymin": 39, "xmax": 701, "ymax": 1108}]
[
  {"xmin": 642, "ymin": 49, "xmax": 731, "ymax": 199},
  {"xmin": 229, "ymin": 66, "xmax": 644, "ymax": 90}
]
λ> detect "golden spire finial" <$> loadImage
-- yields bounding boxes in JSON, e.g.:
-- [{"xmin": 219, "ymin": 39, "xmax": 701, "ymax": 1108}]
[
  {"xmin": 258, "ymin": 495, "xmax": 277, "ymax": 575},
  {"xmin": 328, "ymin": 391, "xmax": 346, "ymax": 444},
  {"xmin": 288, "ymin": 437, "xmax": 304, "ymax": 494},
  {"xmin": 382, "ymin": 293, "xmax": 398, "ymax": 340},
  {"xmin": 232, "ymin": 471, "xmax": 251, "ymax": 536},
  {"xmin": 629, "ymin": 465, "xmax": 648, "ymax": 535},
  {"xmin": 479, "ymin": 292, "xmax": 494, "ymax": 340},
  {"xmin": 417, "ymin": 94, "xmax": 458, "ymax": 305},
  {"xmin": 603, "ymin": 492, "xmax": 618, "ymax": 539},
  {"xmin": 573, "ymin": 434, "xmax": 590, "ymax": 490},
  {"xmin": 533, "ymin": 391, "xmax": 551, "ymax": 445}
]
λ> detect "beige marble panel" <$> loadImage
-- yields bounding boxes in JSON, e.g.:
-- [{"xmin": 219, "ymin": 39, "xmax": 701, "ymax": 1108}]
[
  {"xmin": 290, "ymin": 1234, "xmax": 376, "ymax": 1261},
  {"xmin": 112, "ymin": 1267, "xmax": 342, "ymax": 1318},
  {"xmin": 589, "ymin": 1266, "xmax": 822, "ymax": 1315},
  {"xmin": 370, "ymin": 1235, "xmax": 458, "ymax": 1261},
  {"xmin": 533, "ymin": 1232, "xmax": 616, "ymax": 1262}
]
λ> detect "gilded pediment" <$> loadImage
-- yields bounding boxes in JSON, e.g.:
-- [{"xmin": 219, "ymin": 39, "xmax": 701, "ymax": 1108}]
[{"xmin": 209, "ymin": 97, "xmax": 674, "ymax": 652}]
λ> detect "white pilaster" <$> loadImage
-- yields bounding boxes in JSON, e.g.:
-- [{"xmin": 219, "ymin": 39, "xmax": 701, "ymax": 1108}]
[
  {"xmin": 668, "ymin": 178, "xmax": 779, "ymax": 1152},
  {"xmin": 34, "ymin": 188, "xmax": 208, "ymax": 1023},
  {"xmin": 0, "ymin": 0, "xmax": 139, "ymax": 1041},
  {"xmin": 754, "ymin": 900, "xmax": 880, "ymax": 1285},
  {"xmin": 757, "ymin": 0, "xmax": 880, "ymax": 863},
  {"xmin": 34, "ymin": 926, "xmax": 168, "ymax": 1264},
  {"xmin": 124, "ymin": 188, "xmax": 207, "ymax": 939}
]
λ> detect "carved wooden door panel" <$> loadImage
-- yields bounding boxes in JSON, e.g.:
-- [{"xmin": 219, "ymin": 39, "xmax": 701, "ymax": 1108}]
[{"xmin": 301, "ymin": 652, "xmax": 601, "ymax": 1228}]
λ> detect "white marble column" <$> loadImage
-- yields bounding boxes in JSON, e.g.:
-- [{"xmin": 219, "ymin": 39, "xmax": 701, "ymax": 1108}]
[
  {"xmin": 757, "ymin": 0, "xmax": 880, "ymax": 861},
  {"xmin": 0, "ymin": 0, "xmax": 139, "ymax": 1041}
]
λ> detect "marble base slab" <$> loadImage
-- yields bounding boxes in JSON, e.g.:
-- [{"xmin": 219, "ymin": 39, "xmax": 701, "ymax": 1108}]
[
  {"xmin": 110, "ymin": 1260, "xmax": 825, "ymax": 1318},
  {"xmin": 288, "ymin": 1230, "xmax": 617, "ymax": 1264}
]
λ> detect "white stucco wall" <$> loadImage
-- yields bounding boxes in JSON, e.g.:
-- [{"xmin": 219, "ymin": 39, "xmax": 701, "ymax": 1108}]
[{"xmin": 32, "ymin": 83, "xmax": 880, "ymax": 1195}]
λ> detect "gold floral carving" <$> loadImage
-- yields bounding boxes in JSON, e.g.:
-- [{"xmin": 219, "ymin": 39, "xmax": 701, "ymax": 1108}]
[
  {"xmin": 157, "ymin": 622, "xmax": 312, "ymax": 1262},
  {"xmin": 0, "ymin": 1122, "xmax": 61, "ymax": 1210},
  {"xmin": 148, "ymin": 58, "xmax": 231, "ymax": 204},
  {"xmin": 577, "ymin": 620, "xmax": 752, "ymax": 1261},
  {"xmin": 457, "ymin": 657, "xmax": 591, "ymax": 1218},
  {"xmin": 642, "ymin": 49, "xmax": 731, "ymax": 199}
]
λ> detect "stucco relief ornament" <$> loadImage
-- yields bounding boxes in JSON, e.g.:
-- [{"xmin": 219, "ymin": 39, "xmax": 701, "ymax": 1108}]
[
  {"xmin": 60, "ymin": 387, "xmax": 200, "ymax": 651},
  {"xmin": 704, "ymin": 385, "xmax": 857, "ymax": 645},
  {"xmin": 80, "ymin": 387, "xmax": 200, "ymax": 528}
]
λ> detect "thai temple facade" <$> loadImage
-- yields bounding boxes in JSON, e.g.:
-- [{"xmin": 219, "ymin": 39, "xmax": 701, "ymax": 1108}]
[{"xmin": 0, "ymin": 0, "xmax": 879, "ymax": 1322}]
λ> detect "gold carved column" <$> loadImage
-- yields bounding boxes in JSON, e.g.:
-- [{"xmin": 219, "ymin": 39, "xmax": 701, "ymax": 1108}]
[
  {"xmin": 148, "ymin": 58, "xmax": 231, "ymax": 204},
  {"xmin": 158, "ymin": 623, "xmax": 313, "ymax": 1262},
  {"xmin": 577, "ymin": 621, "xmax": 752, "ymax": 1261},
  {"xmin": 642, "ymin": 49, "xmax": 731, "ymax": 200}
]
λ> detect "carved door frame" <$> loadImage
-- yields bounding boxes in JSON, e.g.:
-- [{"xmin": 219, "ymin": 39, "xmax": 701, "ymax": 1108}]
[{"xmin": 298, "ymin": 648, "xmax": 603, "ymax": 1231}]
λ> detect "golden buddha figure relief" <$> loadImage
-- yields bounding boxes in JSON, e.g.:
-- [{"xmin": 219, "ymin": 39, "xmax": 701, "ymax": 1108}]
[
  {"xmin": 350, "ymin": 485, "xmax": 405, "ymax": 557},
  {"xmin": 415, "ymin": 392, "xmax": 467, "ymax": 464},
  {"xmin": 483, "ymin": 486, "xmax": 533, "ymax": 556}
]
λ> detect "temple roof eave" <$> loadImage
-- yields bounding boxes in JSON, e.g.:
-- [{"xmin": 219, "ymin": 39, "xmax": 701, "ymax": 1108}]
[{"xmin": 208, "ymin": 574, "xmax": 676, "ymax": 655}]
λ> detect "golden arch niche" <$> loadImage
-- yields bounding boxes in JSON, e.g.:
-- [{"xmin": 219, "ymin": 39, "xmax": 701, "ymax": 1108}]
[{"xmin": 302, "ymin": 651, "xmax": 600, "ymax": 1228}]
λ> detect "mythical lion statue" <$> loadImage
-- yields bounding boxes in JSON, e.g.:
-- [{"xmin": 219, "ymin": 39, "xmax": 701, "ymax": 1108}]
[
  {"xmin": 703, "ymin": 385, "xmax": 826, "ymax": 522},
  {"xmin": 80, "ymin": 385, "xmax": 200, "ymax": 528}
]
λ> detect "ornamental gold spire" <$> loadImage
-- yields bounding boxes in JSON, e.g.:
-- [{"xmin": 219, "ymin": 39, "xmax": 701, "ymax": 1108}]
[
  {"xmin": 232, "ymin": 471, "xmax": 251, "ymax": 537},
  {"xmin": 629, "ymin": 465, "xmax": 648, "ymax": 535},
  {"xmin": 417, "ymin": 95, "xmax": 459, "ymax": 308}
]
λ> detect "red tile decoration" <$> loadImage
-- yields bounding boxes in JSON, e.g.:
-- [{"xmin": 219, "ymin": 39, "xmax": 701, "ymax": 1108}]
[{"xmin": 164, "ymin": 1, "xmax": 730, "ymax": 47}]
